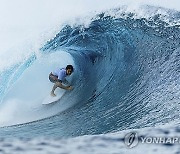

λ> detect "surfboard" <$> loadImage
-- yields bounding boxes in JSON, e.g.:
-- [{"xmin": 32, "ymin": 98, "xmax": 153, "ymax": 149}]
[{"xmin": 42, "ymin": 92, "xmax": 65, "ymax": 105}]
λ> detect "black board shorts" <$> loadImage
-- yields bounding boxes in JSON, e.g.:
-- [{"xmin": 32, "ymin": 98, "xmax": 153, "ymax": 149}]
[{"xmin": 49, "ymin": 73, "xmax": 62, "ymax": 83}]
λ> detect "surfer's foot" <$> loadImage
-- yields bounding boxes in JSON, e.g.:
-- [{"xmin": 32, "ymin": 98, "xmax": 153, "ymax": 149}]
[{"xmin": 51, "ymin": 92, "xmax": 56, "ymax": 97}]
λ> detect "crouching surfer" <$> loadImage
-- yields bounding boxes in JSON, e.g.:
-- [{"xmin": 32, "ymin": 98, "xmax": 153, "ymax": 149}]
[{"xmin": 49, "ymin": 65, "xmax": 74, "ymax": 97}]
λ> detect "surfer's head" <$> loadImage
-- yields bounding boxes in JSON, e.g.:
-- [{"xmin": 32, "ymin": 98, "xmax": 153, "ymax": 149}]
[{"xmin": 66, "ymin": 65, "xmax": 74, "ymax": 75}]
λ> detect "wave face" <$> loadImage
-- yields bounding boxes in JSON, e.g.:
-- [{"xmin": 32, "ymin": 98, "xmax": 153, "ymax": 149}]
[{"xmin": 0, "ymin": 6, "xmax": 180, "ymax": 137}]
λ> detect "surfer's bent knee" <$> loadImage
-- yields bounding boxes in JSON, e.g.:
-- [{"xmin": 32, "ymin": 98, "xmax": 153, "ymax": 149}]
[
  {"xmin": 55, "ymin": 81, "xmax": 62, "ymax": 86},
  {"xmin": 49, "ymin": 73, "xmax": 61, "ymax": 83}
]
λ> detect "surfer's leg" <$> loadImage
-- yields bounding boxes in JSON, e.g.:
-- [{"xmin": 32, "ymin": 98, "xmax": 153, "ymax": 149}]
[
  {"xmin": 51, "ymin": 81, "xmax": 63, "ymax": 96},
  {"xmin": 51, "ymin": 81, "xmax": 62, "ymax": 96},
  {"xmin": 51, "ymin": 83, "xmax": 58, "ymax": 97},
  {"xmin": 49, "ymin": 73, "xmax": 59, "ymax": 96}
]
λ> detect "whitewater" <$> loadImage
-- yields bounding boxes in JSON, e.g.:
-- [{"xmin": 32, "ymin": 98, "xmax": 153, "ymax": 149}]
[{"xmin": 0, "ymin": 0, "xmax": 180, "ymax": 153}]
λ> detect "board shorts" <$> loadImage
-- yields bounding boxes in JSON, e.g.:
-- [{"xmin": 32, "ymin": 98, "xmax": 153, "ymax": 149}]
[{"xmin": 49, "ymin": 72, "xmax": 62, "ymax": 83}]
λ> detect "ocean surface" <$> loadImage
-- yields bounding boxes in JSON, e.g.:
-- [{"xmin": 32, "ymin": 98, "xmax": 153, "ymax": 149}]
[{"xmin": 0, "ymin": 4, "xmax": 180, "ymax": 154}]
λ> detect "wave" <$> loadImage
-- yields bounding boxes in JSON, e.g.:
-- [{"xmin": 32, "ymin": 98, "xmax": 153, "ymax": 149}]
[{"xmin": 0, "ymin": 5, "xmax": 180, "ymax": 137}]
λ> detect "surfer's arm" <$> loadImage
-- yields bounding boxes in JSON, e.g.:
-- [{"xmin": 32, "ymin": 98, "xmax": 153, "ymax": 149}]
[{"xmin": 56, "ymin": 81, "xmax": 72, "ymax": 90}]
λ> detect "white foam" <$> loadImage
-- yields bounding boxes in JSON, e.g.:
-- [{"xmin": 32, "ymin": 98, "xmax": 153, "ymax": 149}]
[
  {"xmin": 0, "ymin": 0, "xmax": 179, "ymax": 71},
  {"xmin": 0, "ymin": 51, "xmax": 75, "ymax": 126},
  {"xmin": 0, "ymin": 0, "xmax": 179, "ymax": 65}
]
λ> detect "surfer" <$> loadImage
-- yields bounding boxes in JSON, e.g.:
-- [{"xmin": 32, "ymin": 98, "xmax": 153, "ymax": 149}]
[{"xmin": 49, "ymin": 65, "xmax": 74, "ymax": 97}]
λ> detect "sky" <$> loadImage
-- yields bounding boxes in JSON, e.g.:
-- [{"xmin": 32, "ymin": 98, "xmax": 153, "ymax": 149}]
[{"xmin": 0, "ymin": 0, "xmax": 179, "ymax": 54}]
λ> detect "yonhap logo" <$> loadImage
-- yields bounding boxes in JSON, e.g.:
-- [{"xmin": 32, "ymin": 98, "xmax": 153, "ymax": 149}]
[
  {"xmin": 124, "ymin": 132, "xmax": 139, "ymax": 148},
  {"xmin": 124, "ymin": 132, "xmax": 180, "ymax": 148}
]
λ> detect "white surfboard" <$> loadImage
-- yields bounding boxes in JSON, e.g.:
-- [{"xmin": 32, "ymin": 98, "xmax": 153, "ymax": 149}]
[{"xmin": 42, "ymin": 92, "xmax": 65, "ymax": 105}]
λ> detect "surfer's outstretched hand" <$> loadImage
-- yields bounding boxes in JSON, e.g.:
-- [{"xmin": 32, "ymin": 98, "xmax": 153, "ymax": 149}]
[{"xmin": 67, "ymin": 86, "xmax": 73, "ymax": 90}]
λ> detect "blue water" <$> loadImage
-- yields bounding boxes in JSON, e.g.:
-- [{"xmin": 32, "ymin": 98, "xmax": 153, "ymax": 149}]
[{"xmin": 0, "ymin": 5, "xmax": 180, "ymax": 142}]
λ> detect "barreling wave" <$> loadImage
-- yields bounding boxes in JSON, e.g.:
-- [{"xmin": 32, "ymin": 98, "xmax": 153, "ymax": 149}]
[{"xmin": 0, "ymin": 5, "xmax": 180, "ymax": 137}]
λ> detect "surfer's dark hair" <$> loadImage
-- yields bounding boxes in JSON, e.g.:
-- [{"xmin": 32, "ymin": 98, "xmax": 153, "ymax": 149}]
[{"xmin": 66, "ymin": 65, "xmax": 74, "ymax": 72}]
